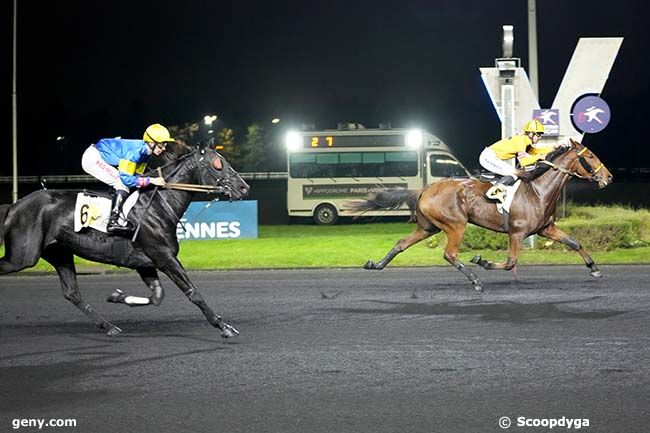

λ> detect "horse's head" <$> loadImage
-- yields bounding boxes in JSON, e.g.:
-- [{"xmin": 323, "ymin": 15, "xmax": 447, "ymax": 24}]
[
  {"xmin": 566, "ymin": 138, "xmax": 613, "ymax": 188},
  {"xmin": 196, "ymin": 148, "xmax": 250, "ymax": 200}
]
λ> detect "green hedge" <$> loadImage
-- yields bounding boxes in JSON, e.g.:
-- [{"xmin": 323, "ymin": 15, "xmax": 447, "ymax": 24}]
[{"xmin": 426, "ymin": 205, "xmax": 650, "ymax": 251}]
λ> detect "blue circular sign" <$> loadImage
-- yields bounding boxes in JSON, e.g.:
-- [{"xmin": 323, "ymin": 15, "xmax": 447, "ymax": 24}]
[{"xmin": 571, "ymin": 94, "xmax": 611, "ymax": 133}]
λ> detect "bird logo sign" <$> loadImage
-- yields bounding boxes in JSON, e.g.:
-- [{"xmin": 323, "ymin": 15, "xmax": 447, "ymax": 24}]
[
  {"xmin": 571, "ymin": 95, "xmax": 611, "ymax": 133},
  {"xmin": 533, "ymin": 109, "xmax": 560, "ymax": 136}
]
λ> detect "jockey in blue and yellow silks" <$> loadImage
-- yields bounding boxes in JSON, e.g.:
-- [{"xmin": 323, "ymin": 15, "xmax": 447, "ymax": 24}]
[
  {"xmin": 94, "ymin": 139, "xmax": 154, "ymax": 188},
  {"xmin": 479, "ymin": 119, "xmax": 555, "ymax": 203},
  {"xmin": 81, "ymin": 123, "xmax": 172, "ymax": 235}
]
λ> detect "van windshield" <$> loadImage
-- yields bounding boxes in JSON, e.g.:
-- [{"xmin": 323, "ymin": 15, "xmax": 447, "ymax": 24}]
[{"xmin": 429, "ymin": 154, "xmax": 469, "ymax": 178}]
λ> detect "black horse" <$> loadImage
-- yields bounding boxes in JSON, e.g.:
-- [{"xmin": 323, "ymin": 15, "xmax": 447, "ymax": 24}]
[{"xmin": 0, "ymin": 142, "xmax": 250, "ymax": 337}]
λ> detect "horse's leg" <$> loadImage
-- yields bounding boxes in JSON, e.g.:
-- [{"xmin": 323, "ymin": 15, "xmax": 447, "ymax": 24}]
[
  {"xmin": 441, "ymin": 224, "xmax": 483, "ymax": 292},
  {"xmin": 364, "ymin": 227, "xmax": 436, "ymax": 270},
  {"xmin": 0, "ymin": 234, "xmax": 42, "ymax": 275},
  {"xmin": 154, "ymin": 255, "xmax": 238, "ymax": 338},
  {"xmin": 106, "ymin": 267, "xmax": 165, "ymax": 307},
  {"xmin": 538, "ymin": 224, "xmax": 602, "ymax": 278},
  {"xmin": 41, "ymin": 245, "xmax": 122, "ymax": 336},
  {"xmin": 0, "ymin": 257, "xmax": 35, "ymax": 275},
  {"xmin": 470, "ymin": 232, "xmax": 525, "ymax": 271}
]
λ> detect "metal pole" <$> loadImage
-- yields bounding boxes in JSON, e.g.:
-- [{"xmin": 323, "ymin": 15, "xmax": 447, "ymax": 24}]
[
  {"xmin": 12, "ymin": 0, "xmax": 18, "ymax": 203},
  {"xmin": 528, "ymin": 0, "xmax": 539, "ymax": 99},
  {"xmin": 524, "ymin": 0, "xmax": 539, "ymax": 249}
]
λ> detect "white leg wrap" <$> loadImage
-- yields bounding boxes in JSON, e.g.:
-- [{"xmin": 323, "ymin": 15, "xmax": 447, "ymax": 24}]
[{"xmin": 124, "ymin": 296, "xmax": 151, "ymax": 306}]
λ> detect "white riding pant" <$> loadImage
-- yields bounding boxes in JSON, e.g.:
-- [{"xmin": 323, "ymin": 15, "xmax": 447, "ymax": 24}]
[
  {"xmin": 81, "ymin": 145, "xmax": 129, "ymax": 192},
  {"xmin": 479, "ymin": 147, "xmax": 517, "ymax": 178}
]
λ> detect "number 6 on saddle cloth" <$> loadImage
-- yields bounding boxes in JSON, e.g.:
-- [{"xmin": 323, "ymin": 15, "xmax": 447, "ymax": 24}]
[{"xmin": 74, "ymin": 190, "xmax": 140, "ymax": 233}]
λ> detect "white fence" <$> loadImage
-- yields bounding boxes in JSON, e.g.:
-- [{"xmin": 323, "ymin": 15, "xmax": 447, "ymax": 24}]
[{"xmin": 0, "ymin": 172, "xmax": 288, "ymax": 184}]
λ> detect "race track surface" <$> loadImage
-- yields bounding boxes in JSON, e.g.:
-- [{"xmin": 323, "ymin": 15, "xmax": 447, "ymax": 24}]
[{"xmin": 1, "ymin": 265, "xmax": 649, "ymax": 433}]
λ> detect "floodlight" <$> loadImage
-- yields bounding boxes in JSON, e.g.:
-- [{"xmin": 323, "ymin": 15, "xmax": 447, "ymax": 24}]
[
  {"xmin": 285, "ymin": 131, "xmax": 302, "ymax": 152},
  {"xmin": 502, "ymin": 25, "xmax": 513, "ymax": 58},
  {"xmin": 406, "ymin": 129, "xmax": 423, "ymax": 148},
  {"xmin": 204, "ymin": 115, "xmax": 217, "ymax": 126}
]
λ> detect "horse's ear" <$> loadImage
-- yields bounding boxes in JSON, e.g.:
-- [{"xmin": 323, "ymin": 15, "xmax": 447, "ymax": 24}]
[{"xmin": 569, "ymin": 137, "xmax": 580, "ymax": 147}]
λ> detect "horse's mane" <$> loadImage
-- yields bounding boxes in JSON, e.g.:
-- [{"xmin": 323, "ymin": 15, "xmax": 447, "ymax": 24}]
[
  {"xmin": 527, "ymin": 144, "xmax": 571, "ymax": 180},
  {"xmin": 545, "ymin": 144, "xmax": 571, "ymax": 163},
  {"xmin": 147, "ymin": 140, "xmax": 195, "ymax": 171}
]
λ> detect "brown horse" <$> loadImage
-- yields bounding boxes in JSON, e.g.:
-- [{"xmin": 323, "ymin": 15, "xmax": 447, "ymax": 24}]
[{"xmin": 344, "ymin": 139, "xmax": 613, "ymax": 292}]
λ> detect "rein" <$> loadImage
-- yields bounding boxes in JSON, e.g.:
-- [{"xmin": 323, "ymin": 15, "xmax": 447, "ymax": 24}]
[
  {"xmin": 539, "ymin": 159, "xmax": 588, "ymax": 179},
  {"xmin": 163, "ymin": 183, "xmax": 224, "ymax": 193},
  {"xmin": 539, "ymin": 146, "xmax": 603, "ymax": 180}
]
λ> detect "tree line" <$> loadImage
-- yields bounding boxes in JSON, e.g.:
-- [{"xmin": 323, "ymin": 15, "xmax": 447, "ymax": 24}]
[{"xmin": 168, "ymin": 122, "xmax": 286, "ymax": 173}]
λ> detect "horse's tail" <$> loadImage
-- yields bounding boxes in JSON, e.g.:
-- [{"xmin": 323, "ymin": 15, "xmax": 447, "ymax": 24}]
[
  {"xmin": 343, "ymin": 188, "xmax": 420, "ymax": 220},
  {"xmin": 0, "ymin": 204, "xmax": 10, "ymax": 246}
]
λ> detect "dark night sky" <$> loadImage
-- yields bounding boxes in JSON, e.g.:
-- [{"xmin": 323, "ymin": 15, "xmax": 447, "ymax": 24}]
[{"xmin": 3, "ymin": 0, "xmax": 649, "ymax": 176}]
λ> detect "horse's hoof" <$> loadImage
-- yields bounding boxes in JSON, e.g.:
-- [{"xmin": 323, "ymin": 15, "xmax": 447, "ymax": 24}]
[
  {"xmin": 363, "ymin": 260, "xmax": 376, "ymax": 270},
  {"xmin": 106, "ymin": 289, "xmax": 125, "ymax": 303},
  {"xmin": 470, "ymin": 255, "xmax": 481, "ymax": 264},
  {"xmin": 590, "ymin": 270, "xmax": 603, "ymax": 278},
  {"xmin": 220, "ymin": 323, "xmax": 240, "ymax": 339},
  {"xmin": 473, "ymin": 284, "xmax": 484, "ymax": 293},
  {"xmin": 106, "ymin": 325, "xmax": 123, "ymax": 337}
]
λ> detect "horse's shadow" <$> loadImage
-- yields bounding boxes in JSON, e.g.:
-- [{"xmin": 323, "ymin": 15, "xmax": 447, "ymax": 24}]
[
  {"xmin": 0, "ymin": 320, "xmax": 232, "ymax": 413},
  {"xmin": 1, "ymin": 317, "xmax": 231, "ymax": 336},
  {"xmin": 329, "ymin": 296, "xmax": 626, "ymax": 323},
  {"xmin": 0, "ymin": 317, "xmax": 242, "ymax": 361}
]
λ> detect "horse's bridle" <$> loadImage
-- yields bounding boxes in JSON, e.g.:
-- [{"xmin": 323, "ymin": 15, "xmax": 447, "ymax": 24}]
[
  {"xmin": 196, "ymin": 150, "xmax": 236, "ymax": 196},
  {"xmin": 575, "ymin": 147, "xmax": 605, "ymax": 181},
  {"xmin": 540, "ymin": 146, "xmax": 604, "ymax": 182},
  {"xmin": 152, "ymin": 150, "xmax": 234, "ymax": 195}
]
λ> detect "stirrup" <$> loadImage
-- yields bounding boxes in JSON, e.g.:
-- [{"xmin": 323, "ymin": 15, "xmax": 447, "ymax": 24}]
[{"xmin": 107, "ymin": 220, "xmax": 134, "ymax": 236}]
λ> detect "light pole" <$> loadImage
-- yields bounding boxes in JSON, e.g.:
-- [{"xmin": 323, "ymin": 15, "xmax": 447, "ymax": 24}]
[
  {"xmin": 526, "ymin": 0, "xmax": 539, "ymax": 247},
  {"xmin": 203, "ymin": 114, "xmax": 217, "ymax": 148},
  {"xmin": 12, "ymin": 0, "xmax": 18, "ymax": 203},
  {"xmin": 528, "ymin": 0, "xmax": 539, "ymax": 99}
]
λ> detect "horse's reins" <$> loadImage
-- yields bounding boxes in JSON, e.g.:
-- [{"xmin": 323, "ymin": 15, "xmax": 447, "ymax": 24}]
[
  {"xmin": 163, "ymin": 182, "xmax": 224, "ymax": 193},
  {"xmin": 538, "ymin": 147, "xmax": 603, "ymax": 180},
  {"xmin": 152, "ymin": 150, "xmax": 225, "ymax": 194}
]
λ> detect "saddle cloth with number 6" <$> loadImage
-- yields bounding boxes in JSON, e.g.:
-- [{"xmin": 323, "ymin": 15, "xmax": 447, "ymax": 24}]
[{"xmin": 74, "ymin": 191, "xmax": 140, "ymax": 233}]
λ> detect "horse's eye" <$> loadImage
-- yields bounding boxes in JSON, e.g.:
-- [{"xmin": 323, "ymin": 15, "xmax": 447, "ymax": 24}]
[{"xmin": 211, "ymin": 157, "xmax": 223, "ymax": 170}]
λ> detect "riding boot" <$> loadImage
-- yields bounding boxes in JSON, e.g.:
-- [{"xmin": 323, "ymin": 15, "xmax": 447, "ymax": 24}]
[
  {"xmin": 486, "ymin": 175, "xmax": 516, "ymax": 203},
  {"xmin": 106, "ymin": 190, "xmax": 132, "ymax": 236}
]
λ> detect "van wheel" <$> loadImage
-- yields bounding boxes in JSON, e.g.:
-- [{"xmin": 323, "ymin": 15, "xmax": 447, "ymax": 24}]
[{"xmin": 314, "ymin": 204, "xmax": 338, "ymax": 225}]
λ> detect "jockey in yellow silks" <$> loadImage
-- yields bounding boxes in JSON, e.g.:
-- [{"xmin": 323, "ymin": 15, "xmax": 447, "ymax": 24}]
[{"xmin": 479, "ymin": 119, "xmax": 555, "ymax": 203}]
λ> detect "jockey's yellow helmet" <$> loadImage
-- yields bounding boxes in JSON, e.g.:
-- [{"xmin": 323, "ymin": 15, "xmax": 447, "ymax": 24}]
[
  {"xmin": 523, "ymin": 119, "xmax": 545, "ymax": 134},
  {"xmin": 143, "ymin": 124, "xmax": 174, "ymax": 144}
]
